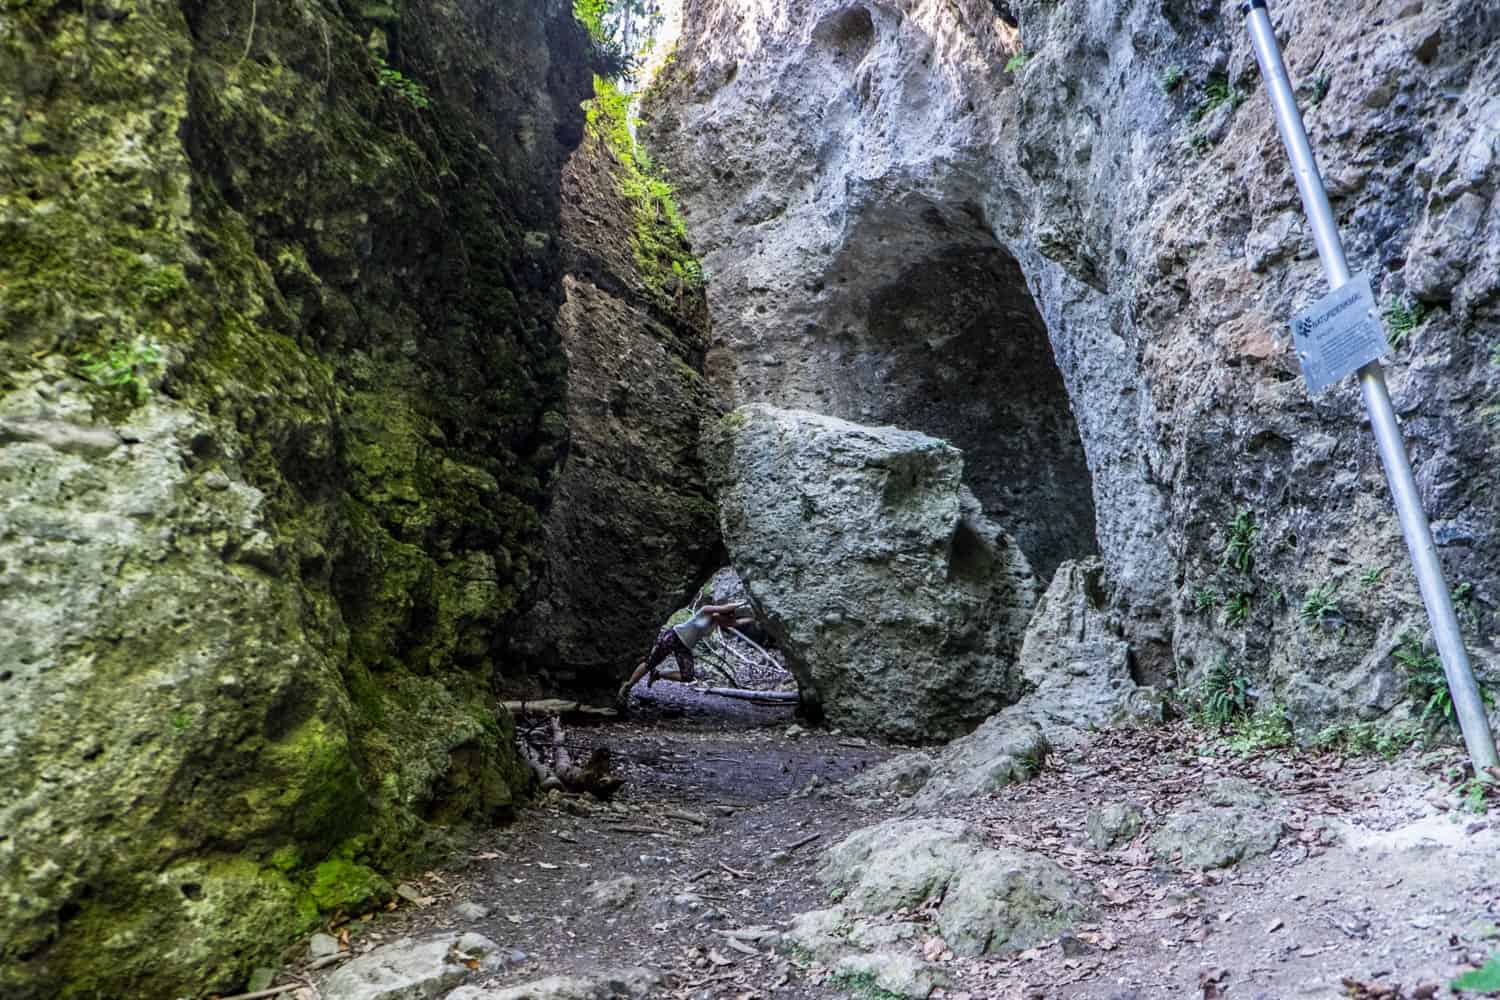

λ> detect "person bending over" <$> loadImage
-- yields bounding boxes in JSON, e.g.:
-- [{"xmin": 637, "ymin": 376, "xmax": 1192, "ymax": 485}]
[{"xmin": 618, "ymin": 602, "xmax": 753, "ymax": 701}]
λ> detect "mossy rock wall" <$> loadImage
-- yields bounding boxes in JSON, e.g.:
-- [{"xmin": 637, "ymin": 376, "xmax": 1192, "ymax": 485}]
[{"xmin": 0, "ymin": 0, "xmax": 591, "ymax": 996}]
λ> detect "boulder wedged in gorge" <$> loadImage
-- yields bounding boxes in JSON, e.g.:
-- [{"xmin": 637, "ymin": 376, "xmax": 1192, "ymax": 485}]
[
  {"xmin": 705, "ymin": 404, "xmax": 1037, "ymax": 742},
  {"xmin": 646, "ymin": 0, "xmax": 1500, "ymax": 732}
]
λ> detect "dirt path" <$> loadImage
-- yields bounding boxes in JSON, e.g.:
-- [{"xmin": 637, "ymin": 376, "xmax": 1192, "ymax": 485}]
[{"xmin": 306, "ymin": 689, "xmax": 1500, "ymax": 1000}]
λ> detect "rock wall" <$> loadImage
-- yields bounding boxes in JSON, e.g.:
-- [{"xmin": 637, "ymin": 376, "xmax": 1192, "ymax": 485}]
[
  {"xmin": 645, "ymin": 0, "xmax": 1500, "ymax": 732},
  {"xmin": 0, "ymin": 1, "xmax": 630, "ymax": 995},
  {"xmin": 510, "ymin": 107, "xmax": 722, "ymax": 695}
]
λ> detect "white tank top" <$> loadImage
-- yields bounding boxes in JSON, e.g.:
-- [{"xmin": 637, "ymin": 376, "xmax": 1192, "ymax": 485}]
[{"xmin": 672, "ymin": 609, "xmax": 715, "ymax": 648}]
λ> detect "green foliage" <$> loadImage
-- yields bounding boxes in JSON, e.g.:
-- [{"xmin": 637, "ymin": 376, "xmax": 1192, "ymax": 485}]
[
  {"xmin": 373, "ymin": 54, "xmax": 430, "ymax": 111},
  {"xmin": 1192, "ymin": 586, "xmax": 1221, "ymax": 615},
  {"xmin": 1224, "ymin": 704, "xmax": 1293, "ymax": 754},
  {"xmin": 78, "ymin": 336, "xmax": 164, "ymax": 403},
  {"xmin": 574, "ymin": 0, "xmax": 663, "ymax": 79},
  {"xmin": 1383, "ymin": 298, "xmax": 1428, "ymax": 348},
  {"xmin": 1189, "ymin": 131, "xmax": 1212, "ymax": 155},
  {"xmin": 1161, "ymin": 65, "xmax": 1185, "ymax": 93},
  {"xmin": 1221, "ymin": 510, "xmax": 1258, "ymax": 575},
  {"xmin": 1453, "ymin": 581, "xmax": 1481, "ymax": 631},
  {"xmin": 1359, "ymin": 566, "xmax": 1385, "ymax": 588},
  {"xmin": 585, "ymin": 75, "xmax": 704, "ymax": 305},
  {"xmin": 1314, "ymin": 722, "xmax": 1420, "ymax": 759},
  {"xmin": 1195, "ymin": 655, "xmax": 1251, "ymax": 728},
  {"xmin": 1490, "ymin": 341, "xmax": 1500, "ymax": 367},
  {"xmin": 1304, "ymin": 74, "xmax": 1330, "ymax": 108},
  {"xmin": 1189, "ymin": 73, "xmax": 1246, "ymax": 123},
  {"xmin": 1299, "ymin": 581, "xmax": 1341, "ymax": 630},
  {"xmin": 831, "ymin": 970, "xmax": 906, "ymax": 1000},
  {"xmin": 1397, "ymin": 631, "xmax": 1494, "ymax": 728},
  {"xmin": 1452, "ymin": 953, "xmax": 1500, "ymax": 992},
  {"xmin": 1225, "ymin": 591, "xmax": 1252, "ymax": 627},
  {"xmin": 1004, "ymin": 49, "xmax": 1030, "ymax": 73},
  {"xmin": 1461, "ymin": 776, "xmax": 1493, "ymax": 815}
]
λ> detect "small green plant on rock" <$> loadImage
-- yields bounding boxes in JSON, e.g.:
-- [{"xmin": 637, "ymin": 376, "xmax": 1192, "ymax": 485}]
[
  {"xmin": 1189, "ymin": 72, "xmax": 1246, "ymax": 122},
  {"xmin": 1299, "ymin": 581, "xmax": 1341, "ymax": 630},
  {"xmin": 831, "ymin": 970, "xmax": 905, "ymax": 1000},
  {"xmin": 1161, "ymin": 65, "xmax": 1185, "ymax": 93},
  {"xmin": 1359, "ymin": 566, "xmax": 1385, "ymax": 589},
  {"xmin": 1192, "ymin": 586, "xmax": 1221, "ymax": 615},
  {"xmin": 1005, "ymin": 48, "xmax": 1030, "ymax": 73},
  {"xmin": 1452, "ymin": 581, "xmax": 1481, "ymax": 632},
  {"xmin": 1225, "ymin": 591, "xmax": 1252, "ymax": 627},
  {"xmin": 373, "ymin": 54, "xmax": 431, "ymax": 110},
  {"xmin": 1397, "ymin": 631, "xmax": 1494, "ymax": 728},
  {"xmin": 1383, "ymin": 298, "xmax": 1427, "ymax": 348},
  {"xmin": 79, "ymin": 336, "xmax": 164, "ymax": 403},
  {"xmin": 1222, "ymin": 509, "xmax": 1258, "ymax": 574},
  {"xmin": 1196, "ymin": 655, "xmax": 1250, "ymax": 728},
  {"xmin": 1189, "ymin": 131, "xmax": 1212, "ymax": 156},
  {"xmin": 1314, "ymin": 721, "xmax": 1420, "ymax": 759},
  {"xmin": 1460, "ymin": 776, "xmax": 1492, "ymax": 815},
  {"xmin": 1225, "ymin": 703, "xmax": 1292, "ymax": 754},
  {"xmin": 1303, "ymin": 74, "xmax": 1330, "ymax": 107}
]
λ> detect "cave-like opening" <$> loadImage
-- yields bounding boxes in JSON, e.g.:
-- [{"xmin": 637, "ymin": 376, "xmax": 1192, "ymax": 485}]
[{"xmin": 852, "ymin": 243, "xmax": 1099, "ymax": 580}]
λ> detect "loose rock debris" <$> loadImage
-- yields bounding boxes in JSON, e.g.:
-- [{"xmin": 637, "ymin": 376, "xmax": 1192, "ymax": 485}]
[{"xmin": 223, "ymin": 704, "xmax": 1500, "ymax": 1000}]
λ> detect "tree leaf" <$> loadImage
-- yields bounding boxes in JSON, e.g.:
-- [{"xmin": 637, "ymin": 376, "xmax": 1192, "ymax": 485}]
[{"xmin": 1452, "ymin": 954, "xmax": 1500, "ymax": 992}]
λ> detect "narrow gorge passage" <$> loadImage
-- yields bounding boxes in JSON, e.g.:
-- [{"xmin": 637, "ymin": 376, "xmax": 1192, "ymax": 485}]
[{"xmin": 8, "ymin": 0, "xmax": 1500, "ymax": 997}]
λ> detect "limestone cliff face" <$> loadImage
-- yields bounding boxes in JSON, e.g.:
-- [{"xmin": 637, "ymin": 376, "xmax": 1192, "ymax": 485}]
[
  {"xmin": 646, "ymin": 0, "xmax": 1500, "ymax": 731},
  {"xmin": 512, "ymin": 111, "xmax": 722, "ymax": 695},
  {"xmin": 0, "ymin": 1, "xmax": 597, "ymax": 995}
]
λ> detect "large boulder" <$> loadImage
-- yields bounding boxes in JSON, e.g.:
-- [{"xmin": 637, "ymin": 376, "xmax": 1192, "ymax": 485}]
[
  {"xmin": 705, "ymin": 405, "xmax": 1038, "ymax": 742},
  {"xmin": 815, "ymin": 818, "xmax": 1093, "ymax": 958}
]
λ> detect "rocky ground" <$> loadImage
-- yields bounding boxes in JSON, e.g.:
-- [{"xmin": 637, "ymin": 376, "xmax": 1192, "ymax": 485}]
[{"xmin": 231, "ymin": 690, "xmax": 1500, "ymax": 1000}]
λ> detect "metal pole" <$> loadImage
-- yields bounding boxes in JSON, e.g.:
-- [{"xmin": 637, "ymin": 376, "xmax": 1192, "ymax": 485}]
[{"xmin": 1241, "ymin": 0, "xmax": 1498, "ymax": 770}]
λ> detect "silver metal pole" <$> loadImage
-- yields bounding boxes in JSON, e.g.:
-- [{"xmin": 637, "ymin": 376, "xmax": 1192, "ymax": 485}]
[{"xmin": 1241, "ymin": 0, "xmax": 1498, "ymax": 770}]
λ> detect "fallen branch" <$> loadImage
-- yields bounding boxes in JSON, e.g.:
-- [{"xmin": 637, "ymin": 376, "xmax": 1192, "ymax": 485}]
[
  {"xmin": 664, "ymin": 808, "xmax": 709, "ymax": 826},
  {"xmin": 783, "ymin": 832, "xmax": 821, "ymax": 852},
  {"xmin": 502, "ymin": 699, "xmax": 618, "ymax": 721},
  {"xmin": 704, "ymin": 687, "xmax": 798, "ymax": 703}
]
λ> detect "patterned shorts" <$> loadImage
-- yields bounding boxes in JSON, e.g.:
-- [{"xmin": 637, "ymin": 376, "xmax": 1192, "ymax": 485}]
[{"xmin": 646, "ymin": 627, "xmax": 696, "ymax": 682}]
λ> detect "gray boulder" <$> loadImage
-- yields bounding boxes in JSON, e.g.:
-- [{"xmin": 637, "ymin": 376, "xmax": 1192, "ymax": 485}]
[
  {"xmin": 1149, "ymin": 780, "xmax": 1283, "ymax": 869},
  {"xmin": 844, "ymin": 715, "xmax": 1047, "ymax": 806},
  {"xmin": 705, "ymin": 405, "xmax": 1038, "ymax": 742},
  {"xmin": 322, "ymin": 932, "xmax": 502, "ymax": 1000},
  {"xmin": 818, "ymin": 818, "xmax": 1092, "ymax": 958},
  {"xmin": 446, "ymin": 968, "xmax": 663, "ymax": 1000},
  {"xmin": 1014, "ymin": 558, "xmax": 1161, "ymax": 738},
  {"xmin": 1085, "ymin": 802, "xmax": 1146, "ymax": 851}
]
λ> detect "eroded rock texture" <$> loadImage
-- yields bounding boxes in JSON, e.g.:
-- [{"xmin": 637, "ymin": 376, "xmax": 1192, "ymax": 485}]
[
  {"xmin": 707, "ymin": 404, "xmax": 1037, "ymax": 741},
  {"xmin": 647, "ymin": 0, "xmax": 1500, "ymax": 728},
  {"xmin": 0, "ymin": 1, "xmax": 713, "ymax": 995},
  {"xmin": 509, "ymin": 101, "xmax": 721, "ymax": 696}
]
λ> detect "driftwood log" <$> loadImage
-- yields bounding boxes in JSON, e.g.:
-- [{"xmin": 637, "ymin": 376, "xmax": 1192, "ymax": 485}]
[
  {"xmin": 502, "ymin": 699, "xmax": 618, "ymax": 721},
  {"xmin": 517, "ymin": 717, "xmax": 623, "ymax": 799}
]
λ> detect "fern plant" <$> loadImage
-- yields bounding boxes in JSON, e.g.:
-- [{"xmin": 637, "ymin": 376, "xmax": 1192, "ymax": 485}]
[
  {"xmin": 1197, "ymin": 656, "xmax": 1251, "ymax": 728},
  {"xmin": 1222, "ymin": 510, "xmax": 1257, "ymax": 574}
]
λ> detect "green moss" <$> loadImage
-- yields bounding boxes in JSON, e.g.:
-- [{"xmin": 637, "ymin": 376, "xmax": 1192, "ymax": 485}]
[
  {"xmin": 308, "ymin": 852, "xmax": 394, "ymax": 913},
  {"xmin": 585, "ymin": 75, "xmax": 706, "ymax": 310}
]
